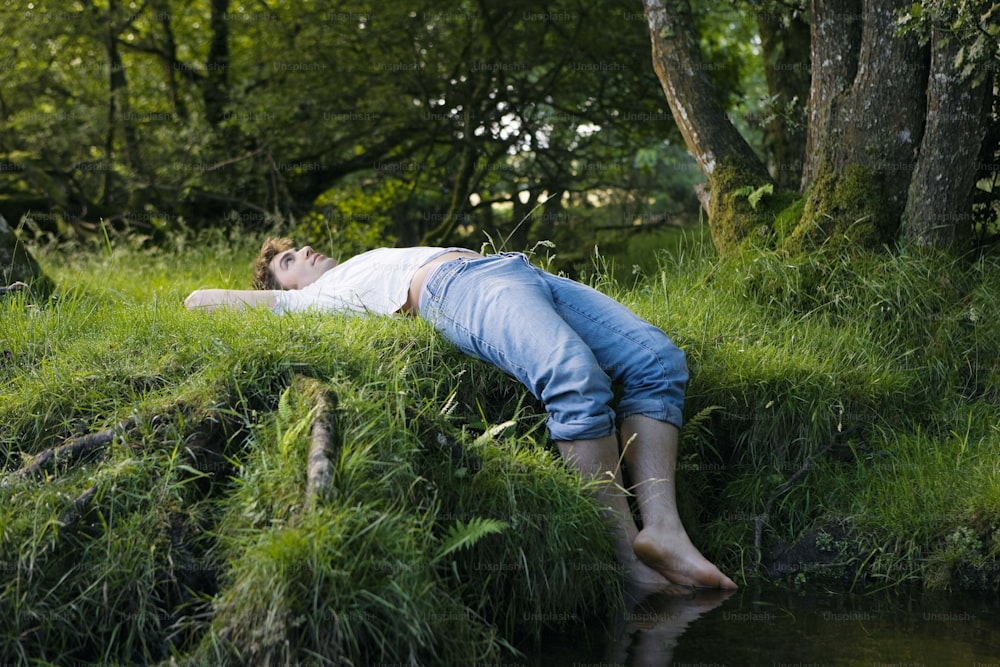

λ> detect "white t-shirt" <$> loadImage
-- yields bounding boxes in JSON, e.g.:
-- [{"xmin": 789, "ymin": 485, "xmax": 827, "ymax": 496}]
[{"xmin": 272, "ymin": 246, "xmax": 473, "ymax": 315}]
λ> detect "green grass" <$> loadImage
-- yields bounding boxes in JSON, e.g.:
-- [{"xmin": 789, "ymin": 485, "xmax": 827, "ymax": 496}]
[
  {"xmin": 1, "ymin": 229, "xmax": 616, "ymax": 664},
  {"xmin": 624, "ymin": 232, "xmax": 1000, "ymax": 589},
  {"xmin": 2, "ymin": 226, "xmax": 999, "ymax": 663}
]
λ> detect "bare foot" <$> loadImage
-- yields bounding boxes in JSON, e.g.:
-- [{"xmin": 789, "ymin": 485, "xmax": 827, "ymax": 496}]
[
  {"xmin": 633, "ymin": 526, "xmax": 737, "ymax": 589},
  {"xmin": 624, "ymin": 555, "xmax": 672, "ymax": 588},
  {"xmin": 609, "ymin": 533, "xmax": 666, "ymax": 583},
  {"xmin": 620, "ymin": 557, "xmax": 679, "ymax": 606}
]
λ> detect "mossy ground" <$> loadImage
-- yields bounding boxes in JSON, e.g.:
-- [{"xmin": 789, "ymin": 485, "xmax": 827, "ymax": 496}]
[{"xmin": 2, "ymin": 227, "xmax": 999, "ymax": 664}]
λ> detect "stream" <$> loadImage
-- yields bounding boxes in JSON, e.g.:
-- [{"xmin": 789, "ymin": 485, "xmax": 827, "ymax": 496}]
[{"xmin": 520, "ymin": 582, "xmax": 1000, "ymax": 666}]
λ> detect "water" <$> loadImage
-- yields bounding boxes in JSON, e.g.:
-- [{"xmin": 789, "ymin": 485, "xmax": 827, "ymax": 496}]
[{"xmin": 520, "ymin": 583, "xmax": 1000, "ymax": 666}]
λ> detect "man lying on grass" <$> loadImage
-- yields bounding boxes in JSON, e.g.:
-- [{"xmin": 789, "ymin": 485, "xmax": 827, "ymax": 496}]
[{"xmin": 185, "ymin": 239, "xmax": 736, "ymax": 592}]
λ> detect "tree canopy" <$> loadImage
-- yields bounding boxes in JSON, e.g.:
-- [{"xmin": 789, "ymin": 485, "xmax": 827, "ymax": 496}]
[
  {"xmin": 2, "ymin": 0, "xmax": 996, "ymax": 263},
  {"xmin": 1, "ymin": 0, "xmax": 713, "ymax": 259}
]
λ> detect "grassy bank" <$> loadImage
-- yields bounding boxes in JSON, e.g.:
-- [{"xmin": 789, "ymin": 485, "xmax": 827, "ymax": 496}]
[{"xmin": 2, "ymin": 227, "xmax": 998, "ymax": 663}]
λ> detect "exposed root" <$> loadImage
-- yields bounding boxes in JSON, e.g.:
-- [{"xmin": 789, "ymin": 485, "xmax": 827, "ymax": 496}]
[
  {"xmin": 5, "ymin": 419, "xmax": 136, "ymax": 484},
  {"xmin": 300, "ymin": 377, "xmax": 340, "ymax": 506}
]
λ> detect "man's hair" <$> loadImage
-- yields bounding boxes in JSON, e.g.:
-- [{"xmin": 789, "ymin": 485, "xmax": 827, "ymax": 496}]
[{"xmin": 252, "ymin": 236, "xmax": 295, "ymax": 290}]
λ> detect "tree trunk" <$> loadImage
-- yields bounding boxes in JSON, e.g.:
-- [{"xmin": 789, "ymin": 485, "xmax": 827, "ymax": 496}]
[
  {"xmin": 204, "ymin": 0, "xmax": 231, "ymax": 127},
  {"xmin": 106, "ymin": 0, "xmax": 143, "ymax": 180},
  {"xmin": 644, "ymin": 0, "xmax": 774, "ymax": 254},
  {"xmin": 801, "ymin": 0, "xmax": 863, "ymax": 192},
  {"xmin": 756, "ymin": 8, "xmax": 810, "ymax": 190},
  {"xmin": 789, "ymin": 0, "xmax": 929, "ymax": 253},
  {"xmin": 644, "ymin": 1, "xmax": 767, "ymax": 181},
  {"xmin": 420, "ymin": 29, "xmax": 492, "ymax": 247},
  {"xmin": 644, "ymin": 0, "xmax": 990, "ymax": 255},
  {"xmin": 0, "ymin": 214, "xmax": 54, "ymax": 297},
  {"xmin": 902, "ymin": 29, "xmax": 990, "ymax": 246},
  {"xmin": 421, "ymin": 142, "xmax": 477, "ymax": 246},
  {"xmin": 157, "ymin": 1, "xmax": 189, "ymax": 122}
]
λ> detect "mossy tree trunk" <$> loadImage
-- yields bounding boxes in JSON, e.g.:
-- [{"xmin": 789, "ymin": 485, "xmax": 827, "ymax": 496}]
[
  {"xmin": 644, "ymin": 0, "xmax": 994, "ymax": 256},
  {"xmin": 800, "ymin": 0, "xmax": 864, "ymax": 192},
  {"xmin": 643, "ymin": 0, "xmax": 775, "ymax": 254},
  {"xmin": 789, "ymin": 0, "xmax": 930, "ymax": 253},
  {"xmin": 901, "ymin": 28, "xmax": 991, "ymax": 246}
]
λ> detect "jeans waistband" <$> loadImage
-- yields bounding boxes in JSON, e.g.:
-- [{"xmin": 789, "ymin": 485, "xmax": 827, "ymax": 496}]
[{"xmin": 420, "ymin": 252, "xmax": 525, "ymax": 311}]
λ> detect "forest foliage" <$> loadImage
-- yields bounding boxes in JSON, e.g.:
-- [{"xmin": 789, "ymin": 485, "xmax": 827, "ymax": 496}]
[
  {"xmin": 3, "ymin": 0, "xmax": 996, "ymax": 263},
  {"xmin": 1, "ymin": 0, "xmax": 724, "ymax": 261}
]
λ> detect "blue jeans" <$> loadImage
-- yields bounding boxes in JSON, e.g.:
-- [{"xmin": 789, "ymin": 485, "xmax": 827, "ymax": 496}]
[{"xmin": 418, "ymin": 253, "xmax": 687, "ymax": 441}]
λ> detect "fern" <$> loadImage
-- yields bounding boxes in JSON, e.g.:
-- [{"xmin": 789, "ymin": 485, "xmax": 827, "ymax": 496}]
[
  {"xmin": 682, "ymin": 404, "xmax": 724, "ymax": 460},
  {"xmin": 277, "ymin": 385, "xmax": 293, "ymax": 424},
  {"xmin": 733, "ymin": 183, "xmax": 774, "ymax": 211},
  {"xmin": 434, "ymin": 517, "xmax": 508, "ymax": 563}
]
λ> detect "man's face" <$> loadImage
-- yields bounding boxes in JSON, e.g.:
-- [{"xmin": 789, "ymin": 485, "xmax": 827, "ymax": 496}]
[{"xmin": 269, "ymin": 245, "xmax": 337, "ymax": 290}]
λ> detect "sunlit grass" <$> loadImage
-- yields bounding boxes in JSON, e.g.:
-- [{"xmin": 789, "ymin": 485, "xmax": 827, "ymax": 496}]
[
  {"xmin": 626, "ymin": 235, "xmax": 1000, "ymax": 587},
  {"xmin": 2, "ymin": 226, "xmax": 999, "ymax": 662}
]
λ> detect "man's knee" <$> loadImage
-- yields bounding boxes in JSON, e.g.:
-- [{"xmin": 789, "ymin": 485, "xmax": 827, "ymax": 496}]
[
  {"xmin": 633, "ymin": 332, "xmax": 688, "ymax": 385},
  {"xmin": 616, "ymin": 335, "xmax": 687, "ymax": 428}
]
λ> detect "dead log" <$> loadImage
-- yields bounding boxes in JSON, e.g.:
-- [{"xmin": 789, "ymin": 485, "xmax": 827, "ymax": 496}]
[
  {"xmin": 301, "ymin": 380, "xmax": 339, "ymax": 506},
  {"xmin": 6, "ymin": 419, "xmax": 135, "ymax": 484},
  {"xmin": 1, "ymin": 281, "xmax": 28, "ymax": 296}
]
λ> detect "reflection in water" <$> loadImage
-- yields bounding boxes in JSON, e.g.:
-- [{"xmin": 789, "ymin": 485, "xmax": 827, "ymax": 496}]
[
  {"xmin": 522, "ymin": 583, "xmax": 1000, "ymax": 666},
  {"xmin": 605, "ymin": 585, "xmax": 736, "ymax": 667}
]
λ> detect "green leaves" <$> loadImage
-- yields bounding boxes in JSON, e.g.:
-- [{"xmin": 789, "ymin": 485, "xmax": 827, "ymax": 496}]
[
  {"xmin": 896, "ymin": 0, "xmax": 1000, "ymax": 84},
  {"xmin": 2, "ymin": 0, "xmax": 699, "ymax": 249},
  {"xmin": 733, "ymin": 182, "xmax": 774, "ymax": 211},
  {"xmin": 434, "ymin": 517, "xmax": 508, "ymax": 563}
]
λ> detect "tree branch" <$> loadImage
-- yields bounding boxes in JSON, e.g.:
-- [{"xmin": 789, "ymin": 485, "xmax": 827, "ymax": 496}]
[
  {"xmin": 302, "ymin": 380, "xmax": 339, "ymax": 506},
  {"xmin": 6, "ymin": 419, "xmax": 135, "ymax": 484}
]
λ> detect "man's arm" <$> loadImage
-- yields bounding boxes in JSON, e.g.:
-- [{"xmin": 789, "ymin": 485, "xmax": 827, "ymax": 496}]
[{"xmin": 185, "ymin": 289, "xmax": 278, "ymax": 312}]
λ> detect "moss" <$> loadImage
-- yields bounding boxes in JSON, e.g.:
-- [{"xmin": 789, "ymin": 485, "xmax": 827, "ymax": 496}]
[
  {"xmin": 707, "ymin": 160, "xmax": 777, "ymax": 256},
  {"xmin": 707, "ymin": 160, "xmax": 802, "ymax": 257},
  {"xmin": 772, "ymin": 195, "xmax": 806, "ymax": 246},
  {"xmin": 784, "ymin": 163, "xmax": 897, "ymax": 256}
]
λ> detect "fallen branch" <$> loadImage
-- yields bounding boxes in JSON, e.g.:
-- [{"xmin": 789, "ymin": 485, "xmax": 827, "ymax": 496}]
[
  {"xmin": 302, "ymin": 381, "xmax": 339, "ymax": 506},
  {"xmin": 6, "ymin": 419, "xmax": 135, "ymax": 484},
  {"xmin": 1, "ymin": 281, "xmax": 28, "ymax": 296}
]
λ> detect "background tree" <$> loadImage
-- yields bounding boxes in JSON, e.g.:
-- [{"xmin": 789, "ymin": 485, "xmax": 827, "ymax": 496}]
[
  {"xmin": 1, "ymin": 0, "xmax": 715, "ymax": 264},
  {"xmin": 644, "ymin": 0, "xmax": 999, "ymax": 255}
]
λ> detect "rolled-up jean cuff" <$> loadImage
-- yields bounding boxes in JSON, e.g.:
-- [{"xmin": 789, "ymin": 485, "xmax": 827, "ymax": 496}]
[
  {"xmin": 619, "ymin": 409, "xmax": 684, "ymax": 431},
  {"xmin": 546, "ymin": 414, "xmax": 617, "ymax": 442}
]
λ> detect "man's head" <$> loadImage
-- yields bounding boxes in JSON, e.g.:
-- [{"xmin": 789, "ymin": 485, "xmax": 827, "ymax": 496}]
[{"xmin": 252, "ymin": 237, "xmax": 337, "ymax": 290}]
